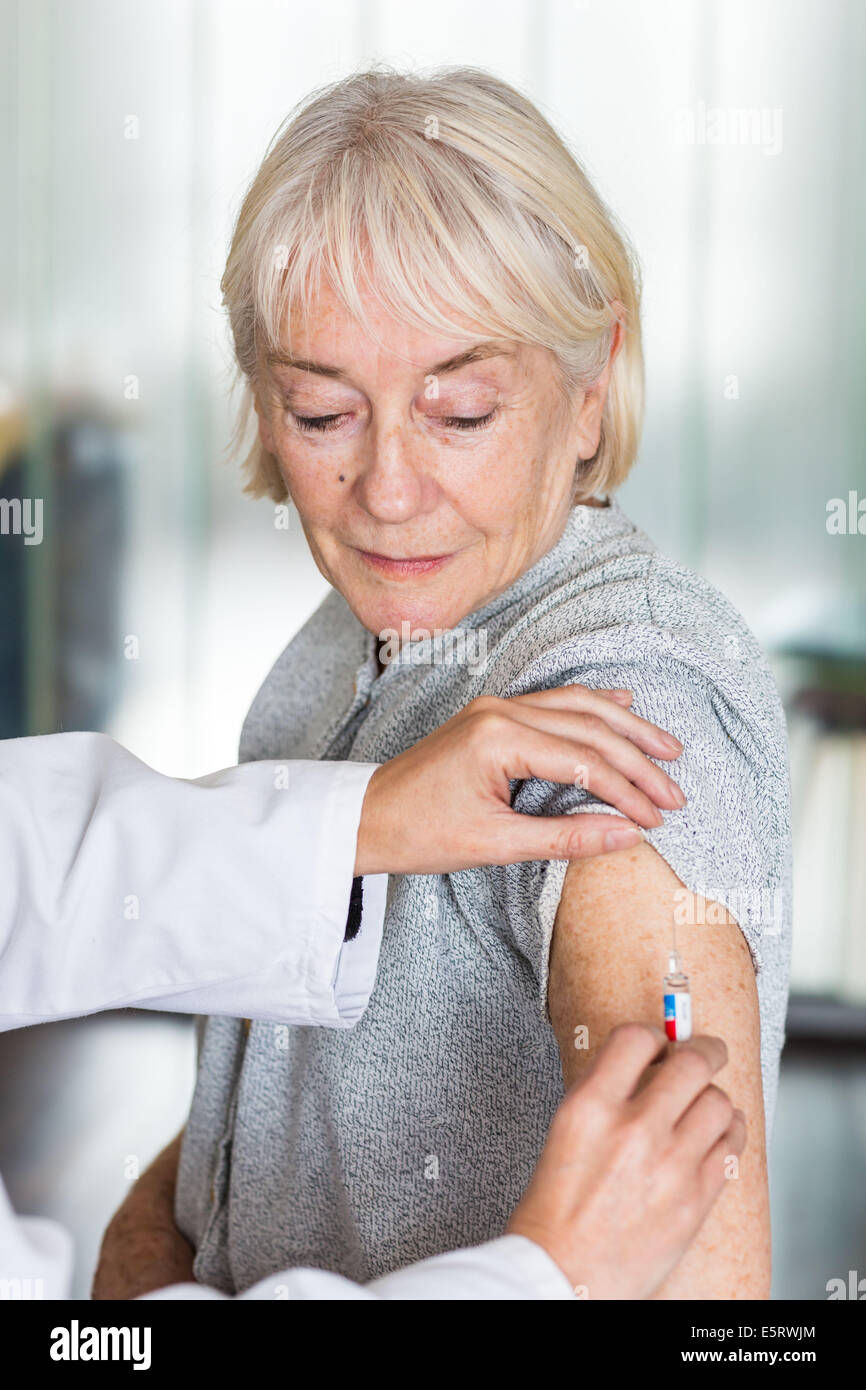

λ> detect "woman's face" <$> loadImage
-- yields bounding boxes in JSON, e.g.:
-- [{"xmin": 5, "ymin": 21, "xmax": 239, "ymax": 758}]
[{"xmin": 256, "ymin": 278, "xmax": 616, "ymax": 638}]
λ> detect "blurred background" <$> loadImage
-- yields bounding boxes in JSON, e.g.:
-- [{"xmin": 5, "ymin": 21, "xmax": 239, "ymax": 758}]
[{"xmin": 1, "ymin": 0, "xmax": 864, "ymax": 1299}]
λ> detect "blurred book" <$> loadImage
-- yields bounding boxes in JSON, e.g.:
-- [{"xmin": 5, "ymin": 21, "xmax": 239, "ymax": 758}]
[
  {"xmin": 841, "ymin": 734, "xmax": 866, "ymax": 1004},
  {"xmin": 786, "ymin": 652, "xmax": 866, "ymax": 1008},
  {"xmin": 790, "ymin": 722, "xmax": 850, "ymax": 995},
  {"xmin": 0, "ymin": 401, "xmax": 129, "ymax": 738}
]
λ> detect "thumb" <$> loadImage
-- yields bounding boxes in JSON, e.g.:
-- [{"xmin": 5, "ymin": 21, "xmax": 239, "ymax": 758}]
[{"xmin": 491, "ymin": 811, "xmax": 644, "ymax": 864}]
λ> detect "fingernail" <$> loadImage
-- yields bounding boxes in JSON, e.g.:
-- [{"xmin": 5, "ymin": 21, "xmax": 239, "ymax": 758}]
[
  {"xmin": 603, "ymin": 827, "xmax": 644, "ymax": 851},
  {"xmin": 670, "ymin": 782, "xmax": 687, "ymax": 807},
  {"xmin": 662, "ymin": 734, "xmax": 684, "ymax": 753}
]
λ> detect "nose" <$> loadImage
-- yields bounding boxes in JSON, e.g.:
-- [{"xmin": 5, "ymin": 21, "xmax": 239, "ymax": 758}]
[{"xmin": 356, "ymin": 418, "xmax": 436, "ymax": 524}]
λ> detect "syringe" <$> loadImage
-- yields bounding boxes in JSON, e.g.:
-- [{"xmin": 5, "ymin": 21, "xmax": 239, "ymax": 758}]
[{"xmin": 663, "ymin": 923, "xmax": 692, "ymax": 1042}]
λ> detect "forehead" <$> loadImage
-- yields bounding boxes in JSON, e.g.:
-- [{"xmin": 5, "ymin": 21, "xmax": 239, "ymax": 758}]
[{"xmin": 269, "ymin": 273, "xmax": 525, "ymax": 378}]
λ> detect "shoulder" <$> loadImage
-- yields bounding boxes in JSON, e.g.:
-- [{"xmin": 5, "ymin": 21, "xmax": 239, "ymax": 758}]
[{"xmin": 479, "ymin": 522, "xmax": 786, "ymax": 779}]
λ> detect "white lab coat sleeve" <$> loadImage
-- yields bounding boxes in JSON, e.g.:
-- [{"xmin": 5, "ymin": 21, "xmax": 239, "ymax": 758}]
[
  {"xmin": 0, "ymin": 1167, "xmax": 573, "ymax": 1302},
  {"xmin": 140, "ymin": 1236, "xmax": 576, "ymax": 1301},
  {"xmin": 0, "ymin": 732, "xmax": 388, "ymax": 1031}
]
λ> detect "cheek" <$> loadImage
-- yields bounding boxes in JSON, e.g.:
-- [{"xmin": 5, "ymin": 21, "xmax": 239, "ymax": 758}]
[
  {"xmin": 435, "ymin": 444, "xmax": 547, "ymax": 539},
  {"xmin": 274, "ymin": 445, "xmax": 350, "ymax": 517}
]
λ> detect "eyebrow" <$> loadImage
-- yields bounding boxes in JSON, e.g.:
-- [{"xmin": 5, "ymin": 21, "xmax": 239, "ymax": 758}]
[{"xmin": 265, "ymin": 342, "xmax": 517, "ymax": 379}]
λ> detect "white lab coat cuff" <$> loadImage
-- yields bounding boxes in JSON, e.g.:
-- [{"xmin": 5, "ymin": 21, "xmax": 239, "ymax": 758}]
[
  {"xmin": 300, "ymin": 760, "xmax": 388, "ymax": 1028},
  {"xmin": 141, "ymin": 759, "xmax": 388, "ymax": 1028},
  {"xmin": 365, "ymin": 1234, "xmax": 577, "ymax": 1300},
  {"xmin": 330, "ymin": 870, "xmax": 389, "ymax": 1026}
]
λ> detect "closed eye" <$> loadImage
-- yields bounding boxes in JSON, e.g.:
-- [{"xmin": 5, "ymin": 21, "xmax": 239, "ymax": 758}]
[
  {"xmin": 438, "ymin": 410, "xmax": 497, "ymax": 431},
  {"xmin": 291, "ymin": 408, "xmax": 498, "ymax": 434},
  {"xmin": 292, "ymin": 413, "xmax": 346, "ymax": 433}
]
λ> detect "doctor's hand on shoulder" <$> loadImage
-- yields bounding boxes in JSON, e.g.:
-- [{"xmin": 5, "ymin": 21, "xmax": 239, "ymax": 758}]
[{"xmin": 355, "ymin": 682, "xmax": 684, "ymax": 875}]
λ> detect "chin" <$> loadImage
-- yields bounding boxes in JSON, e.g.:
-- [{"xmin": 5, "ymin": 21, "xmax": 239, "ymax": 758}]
[
  {"xmin": 352, "ymin": 591, "xmax": 469, "ymax": 641},
  {"xmin": 326, "ymin": 543, "xmax": 488, "ymax": 640}
]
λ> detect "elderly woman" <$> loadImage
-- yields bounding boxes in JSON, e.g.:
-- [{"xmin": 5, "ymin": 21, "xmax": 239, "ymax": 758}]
[{"xmin": 100, "ymin": 65, "xmax": 791, "ymax": 1299}]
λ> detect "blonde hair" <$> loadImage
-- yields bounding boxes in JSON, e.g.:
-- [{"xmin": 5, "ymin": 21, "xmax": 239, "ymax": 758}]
[{"xmin": 221, "ymin": 63, "xmax": 644, "ymax": 502}]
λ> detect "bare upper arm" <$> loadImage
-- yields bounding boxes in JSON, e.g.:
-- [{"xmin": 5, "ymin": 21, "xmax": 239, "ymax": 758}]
[{"xmin": 548, "ymin": 840, "xmax": 771, "ymax": 1299}]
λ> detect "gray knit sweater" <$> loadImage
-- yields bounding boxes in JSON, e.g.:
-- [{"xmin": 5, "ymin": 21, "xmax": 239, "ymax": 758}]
[{"xmin": 175, "ymin": 497, "xmax": 792, "ymax": 1294}]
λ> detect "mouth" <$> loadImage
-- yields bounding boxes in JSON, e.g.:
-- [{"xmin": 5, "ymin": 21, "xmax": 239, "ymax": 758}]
[{"xmin": 355, "ymin": 549, "xmax": 454, "ymax": 578}]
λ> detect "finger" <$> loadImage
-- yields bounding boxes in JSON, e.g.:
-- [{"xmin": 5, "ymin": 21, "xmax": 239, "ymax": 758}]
[
  {"xmin": 508, "ymin": 684, "xmax": 683, "ymax": 760},
  {"xmin": 495, "ymin": 705, "xmax": 683, "ymax": 823},
  {"xmin": 489, "ymin": 808, "xmax": 645, "ymax": 865},
  {"xmin": 697, "ymin": 1109, "xmax": 747, "ymax": 1209},
  {"xmin": 595, "ymin": 689, "xmax": 634, "ymax": 706},
  {"xmin": 507, "ymin": 702, "xmax": 686, "ymax": 810},
  {"xmin": 486, "ymin": 719, "xmax": 665, "ymax": 828},
  {"xmin": 673, "ymin": 1083, "xmax": 735, "ymax": 1160},
  {"xmin": 634, "ymin": 1035, "xmax": 730, "ymax": 1131},
  {"xmin": 578, "ymin": 1021, "xmax": 670, "ymax": 1106}
]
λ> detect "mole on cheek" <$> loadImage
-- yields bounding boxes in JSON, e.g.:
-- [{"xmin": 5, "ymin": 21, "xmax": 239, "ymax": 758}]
[{"xmin": 338, "ymin": 474, "xmax": 345, "ymax": 482}]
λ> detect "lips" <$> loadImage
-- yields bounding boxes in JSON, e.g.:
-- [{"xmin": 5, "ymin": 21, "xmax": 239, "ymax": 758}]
[{"xmin": 356, "ymin": 550, "xmax": 452, "ymax": 577}]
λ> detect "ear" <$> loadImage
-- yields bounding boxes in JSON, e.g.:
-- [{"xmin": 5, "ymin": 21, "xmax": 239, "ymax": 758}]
[{"xmin": 574, "ymin": 310, "xmax": 625, "ymax": 461}]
